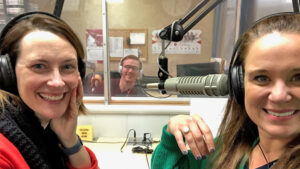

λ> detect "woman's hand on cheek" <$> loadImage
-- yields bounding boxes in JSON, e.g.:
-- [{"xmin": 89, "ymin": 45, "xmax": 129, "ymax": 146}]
[{"xmin": 50, "ymin": 76, "xmax": 83, "ymax": 146}]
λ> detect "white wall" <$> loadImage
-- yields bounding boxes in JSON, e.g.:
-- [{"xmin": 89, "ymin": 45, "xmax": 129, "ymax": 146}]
[
  {"xmin": 190, "ymin": 97, "xmax": 228, "ymax": 137},
  {"xmin": 78, "ymin": 97, "xmax": 228, "ymax": 139},
  {"xmin": 78, "ymin": 113, "xmax": 172, "ymax": 139}
]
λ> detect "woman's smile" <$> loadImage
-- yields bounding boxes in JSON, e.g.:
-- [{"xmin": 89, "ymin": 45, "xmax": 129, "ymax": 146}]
[
  {"xmin": 39, "ymin": 93, "xmax": 65, "ymax": 101},
  {"xmin": 264, "ymin": 109, "xmax": 298, "ymax": 117}
]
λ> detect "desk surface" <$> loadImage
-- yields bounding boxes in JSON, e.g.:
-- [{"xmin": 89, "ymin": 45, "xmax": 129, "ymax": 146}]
[{"xmin": 83, "ymin": 139, "xmax": 158, "ymax": 169}]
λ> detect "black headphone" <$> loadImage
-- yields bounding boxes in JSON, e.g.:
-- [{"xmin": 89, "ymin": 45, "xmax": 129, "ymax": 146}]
[
  {"xmin": 228, "ymin": 38, "xmax": 244, "ymax": 106},
  {"xmin": 0, "ymin": 11, "xmax": 86, "ymax": 94},
  {"xmin": 228, "ymin": 12, "xmax": 298, "ymax": 106}
]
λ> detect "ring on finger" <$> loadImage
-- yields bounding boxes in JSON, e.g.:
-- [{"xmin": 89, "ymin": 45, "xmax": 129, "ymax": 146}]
[{"xmin": 183, "ymin": 126, "xmax": 190, "ymax": 134}]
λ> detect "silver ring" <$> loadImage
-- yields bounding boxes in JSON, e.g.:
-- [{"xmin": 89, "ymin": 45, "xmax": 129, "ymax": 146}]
[{"xmin": 183, "ymin": 126, "xmax": 189, "ymax": 134}]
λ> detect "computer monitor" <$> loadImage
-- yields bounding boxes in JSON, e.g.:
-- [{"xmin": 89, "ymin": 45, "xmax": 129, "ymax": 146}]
[
  {"xmin": 176, "ymin": 62, "xmax": 221, "ymax": 98},
  {"xmin": 176, "ymin": 62, "xmax": 220, "ymax": 77}
]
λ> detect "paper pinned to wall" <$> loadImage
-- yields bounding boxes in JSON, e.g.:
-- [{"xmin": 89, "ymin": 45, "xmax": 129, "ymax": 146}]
[
  {"xmin": 87, "ymin": 47, "xmax": 103, "ymax": 61},
  {"xmin": 190, "ymin": 98, "xmax": 228, "ymax": 137},
  {"xmin": 130, "ymin": 32, "xmax": 145, "ymax": 45},
  {"xmin": 109, "ymin": 37, "xmax": 124, "ymax": 57},
  {"xmin": 124, "ymin": 48, "xmax": 139, "ymax": 57}
]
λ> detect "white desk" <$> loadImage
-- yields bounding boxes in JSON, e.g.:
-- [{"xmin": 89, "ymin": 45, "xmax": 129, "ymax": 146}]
[{"xmin": 83, "ymin": 139, "xmax": 158, "ymax": 169}]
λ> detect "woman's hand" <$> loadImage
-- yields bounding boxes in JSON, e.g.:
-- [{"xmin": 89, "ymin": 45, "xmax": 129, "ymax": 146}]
[
  {"xmin": 167, "ymin": 114, "xmax": 215, "ymax": 160},
  {"xmin": 50, "ymin": 76, "xmax": 83, "ymax": 147}
]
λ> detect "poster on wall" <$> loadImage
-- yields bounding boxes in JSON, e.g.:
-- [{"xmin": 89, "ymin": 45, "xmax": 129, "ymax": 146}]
[
  {"xmin": 86, "ymin": 29, "xmax": 103, "ymax": 63},
  {"xmin": 152, "ymin": 29, "xmax": 201, "ymax": 54}
]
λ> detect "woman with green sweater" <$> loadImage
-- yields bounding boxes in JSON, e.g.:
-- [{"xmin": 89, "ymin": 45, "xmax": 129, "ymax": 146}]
[{"xmin": 152, "ymin": 12, "xmax": 300, "ymax": 169}]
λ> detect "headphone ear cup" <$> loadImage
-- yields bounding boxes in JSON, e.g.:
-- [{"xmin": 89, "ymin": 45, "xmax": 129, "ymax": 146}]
[
  {"xmin": 138, "ymin": 69, "xmax": 143, "ymax": 79},
  {"xmin": 230, "ymin": 64, "xmax": 244, "ymax": 106},
  {"xmin": 118, "ymin": 65, "xmax": 122, "ymax": 74},
  {"xmin": 78, "ymin": 59, "xmax": 86, "ymax": 80},
  {"xmin": 119, "ymin": 56, "xmax": 125, "ymax": 74},
  {"xmin": 0, "ymin": 54, "xmax": 17, "ymax": 93}
]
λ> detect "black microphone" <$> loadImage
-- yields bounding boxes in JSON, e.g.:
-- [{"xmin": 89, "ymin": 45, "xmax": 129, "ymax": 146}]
[{"xmin": 143, "ymin": 74, "xmax": 228, "ymax": 96}]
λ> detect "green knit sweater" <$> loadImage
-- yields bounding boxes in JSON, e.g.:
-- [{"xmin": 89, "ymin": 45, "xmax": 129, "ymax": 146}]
[
  {"xmin": 151, "ymin": 125, "xmax": 211, "ymax": 169},
  {"xmin": 151, "ymin": 125, "xmax": 269, "ymax": 169}
]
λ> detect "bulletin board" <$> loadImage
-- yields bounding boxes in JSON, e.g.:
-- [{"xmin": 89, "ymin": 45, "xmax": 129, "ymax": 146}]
[{"xmin": 108, "ymin": 28, "xmax": 148, "ymax": 62}]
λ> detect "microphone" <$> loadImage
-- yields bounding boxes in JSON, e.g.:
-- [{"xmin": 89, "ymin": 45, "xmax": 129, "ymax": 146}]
[{"xmin": 143, "ymin": 74, "xmax": 229, "ymax": 96}]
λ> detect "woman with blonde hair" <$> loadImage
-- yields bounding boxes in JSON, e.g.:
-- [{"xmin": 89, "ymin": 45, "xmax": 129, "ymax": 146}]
[{"xmin": 151, "ymin": 12, "xmax": 300, "ymax": 169}]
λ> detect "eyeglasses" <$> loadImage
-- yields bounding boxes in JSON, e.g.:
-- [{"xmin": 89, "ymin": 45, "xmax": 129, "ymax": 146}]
[{"xmin": 123, "ymin": 65, "xmax": 139, "ymax": 71}]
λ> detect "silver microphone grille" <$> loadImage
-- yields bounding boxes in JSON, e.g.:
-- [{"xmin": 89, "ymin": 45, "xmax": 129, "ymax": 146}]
[{"xmin": 175, "ymin": 74, "xmax": 228, "ymax": 96}]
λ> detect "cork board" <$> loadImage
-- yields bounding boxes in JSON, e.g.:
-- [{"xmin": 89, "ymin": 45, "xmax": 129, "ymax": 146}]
[{"xmin": 109, "ymin": 28, "xmax": 148, "ymax": 62}]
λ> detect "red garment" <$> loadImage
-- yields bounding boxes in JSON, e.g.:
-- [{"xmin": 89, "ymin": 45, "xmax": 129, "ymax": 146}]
[
  {"xmin": 67, "ymin": 147, "xmax": 100, "ymax": 169},
  {"xmin": 0, "ymin": 133, "xmax": 99, "ymax": 169}
]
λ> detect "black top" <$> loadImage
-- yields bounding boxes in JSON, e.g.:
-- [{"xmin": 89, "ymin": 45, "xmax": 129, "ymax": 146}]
[{"xmin": 245, "ymin": 160, "xmax": 277, "ymax": 169}]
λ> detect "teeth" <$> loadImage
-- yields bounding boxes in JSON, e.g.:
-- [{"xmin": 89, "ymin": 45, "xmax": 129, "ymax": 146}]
[
  {"xmin": 267, "ymin": 110, "xmax": 295, "ymax": 117},
  {"xmin": 40, "ymin": 94, "xmax": 63, "ymax": 101}
]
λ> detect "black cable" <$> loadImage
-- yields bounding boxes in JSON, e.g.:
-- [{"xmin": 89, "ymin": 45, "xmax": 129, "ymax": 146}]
[
  {"xmin": 247, "ymin": 123, "xmax": 270, "ymax": 169},
  {"xmin": 120, "ymin": 129, "xmax": 136, "ymax": 152},
  {"xmin": 257, "ymin": 143, "xmax": 270, "ymax": 169}
]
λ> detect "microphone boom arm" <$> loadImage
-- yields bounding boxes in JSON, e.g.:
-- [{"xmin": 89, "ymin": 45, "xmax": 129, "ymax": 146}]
[{"xmin": 158, "ymin": 0, "xmax": 225, "ymax": 42}]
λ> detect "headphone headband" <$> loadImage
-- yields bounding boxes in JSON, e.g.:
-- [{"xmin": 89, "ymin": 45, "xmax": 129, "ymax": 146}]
[
  {"xmin": 119, "ymin": 55, "xmax": 143, "ymax": 70},
  {"xmin": 0, "ymin": 11, "xmax": 61, "ymax": 47},
  {"xmin": 118, "ymin": 55, "xmax": 143, "ymax": 79}
]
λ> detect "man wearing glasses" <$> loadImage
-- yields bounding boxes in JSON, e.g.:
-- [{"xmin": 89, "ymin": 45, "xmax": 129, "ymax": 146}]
[
  {"xmin": 113, "ymin": 55, "xmax": 145, "ymax": 96},
  {"xmin": 84, "ymin": 55, "xmax": 145, "ymax": 96}
]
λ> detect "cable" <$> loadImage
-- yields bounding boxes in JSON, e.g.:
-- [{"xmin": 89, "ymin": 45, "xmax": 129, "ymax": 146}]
[
  {"xmin": 142, "ymin": 21, "xmax": 182, "ymax": 99},
  {"xmin": 257, "ymin": 144, "xmax": 270, "ymax": 169},
  {"xmin": 157, "ymin": 50, "xmax": 172, "ymax": 78},
  {"xmin": 140, "ymin": 86, "xmax": 172, "ymax": 99},
  {"xmin": 145, "ymin": 137, "xmax": 152, "ymax": 169},
  {"xmin": 120, "ymin": 129, "xmax": 136, "ymax": 152},
  {"xmin": 145, "ymin": 149, "xmax": 150, "ymax": 169},
  {"xmin": 248, "ymin": 124, "xmax": 270, "ymax": 169},
  {"xmin": 129, "ymin": 133, "xmax": 152, "ymax": 169},
  {"xmin": 156, "ymin": 20, "xmax": 179, "ymax": 79}
]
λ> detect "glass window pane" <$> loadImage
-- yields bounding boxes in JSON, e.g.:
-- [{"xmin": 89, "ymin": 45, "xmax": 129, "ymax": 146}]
[
  {"xmin": 0, "ymin": 0, "xmax": 231, "ymax": 101},
  {"xmin": 106, "ymin": 0, "xmax": 217, "ymax": 99}
]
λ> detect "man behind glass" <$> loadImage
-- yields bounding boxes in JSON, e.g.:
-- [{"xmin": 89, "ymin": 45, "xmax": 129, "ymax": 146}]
[{"xmin": 84, "ymin": 55, "xmax": 146, "ymax": 97}]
